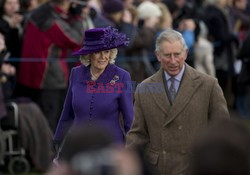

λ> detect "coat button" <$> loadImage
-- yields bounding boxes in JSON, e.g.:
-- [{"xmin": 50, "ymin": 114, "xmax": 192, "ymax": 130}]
[{"xmin": 178, "ymin": 125, "xmax": 183, "ymax": 130}]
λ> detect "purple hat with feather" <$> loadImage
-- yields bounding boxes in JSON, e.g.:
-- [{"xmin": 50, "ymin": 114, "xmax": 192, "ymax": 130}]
[{"xmin": 72, "ymin": 26, "xmax": 130, "ymax": 56}]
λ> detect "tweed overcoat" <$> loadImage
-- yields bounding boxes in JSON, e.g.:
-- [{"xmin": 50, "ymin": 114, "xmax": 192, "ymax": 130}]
[{"xmin": 126, "ymin": 64, "xmax": 229, "ymax": 175}]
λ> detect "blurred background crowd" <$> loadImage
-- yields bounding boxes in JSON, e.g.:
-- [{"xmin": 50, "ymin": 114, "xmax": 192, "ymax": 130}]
[
  {"xmin": 0, "ymin": 0, "xmax": 250, "ymax": 174},
  {"xmin": 1, "ymin": 0, "xmax": 250, "ymax": 124}
]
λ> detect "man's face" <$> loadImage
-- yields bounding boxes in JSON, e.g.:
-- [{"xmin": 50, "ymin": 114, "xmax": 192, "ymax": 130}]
[{"xmin": 156, "ymin": 40, "xmax": 187, "ymax": 76}]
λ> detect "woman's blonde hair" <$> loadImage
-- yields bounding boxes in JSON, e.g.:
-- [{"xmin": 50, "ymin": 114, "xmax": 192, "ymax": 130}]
[
  {"xmin": 156, "ymin": 2, "xmax": 173, "ymax": 29},
  {"xmin": 79, "ymin": 48, "xmax": 118, "ymax": 66}
]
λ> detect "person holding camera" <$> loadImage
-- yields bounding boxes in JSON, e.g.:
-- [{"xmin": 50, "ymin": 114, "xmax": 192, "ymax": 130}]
[
  {"xmin": 16, "ymin": 0, "xmax": 85, "ymax": 132},
  {"xmin": 0, "ymin": 0, "xmax": 23, "ymax": 71}
]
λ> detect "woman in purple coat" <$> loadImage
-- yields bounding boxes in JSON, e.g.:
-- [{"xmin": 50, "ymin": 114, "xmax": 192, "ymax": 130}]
[{"xmin": 53, "ymin": 27, "xmax": 134, "ymax": 146}]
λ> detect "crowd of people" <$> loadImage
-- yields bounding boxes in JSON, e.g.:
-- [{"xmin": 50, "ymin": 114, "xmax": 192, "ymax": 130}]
[
  {"xmin": 0, "ymin": 0, "xmax": 250, "ymax": 174},
  {"xmin": 0, "ymin": 0, "xmax": 250, "ymax": 125}
]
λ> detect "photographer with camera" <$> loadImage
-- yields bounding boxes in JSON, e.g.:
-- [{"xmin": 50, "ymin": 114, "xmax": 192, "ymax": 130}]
[
  {"xmin": 0, "ymin": 0, "xmax": 24, "ymax": 71},
  {"xmin": 16, "ymin": 0, "xmax": 86, "ymax": 132}
]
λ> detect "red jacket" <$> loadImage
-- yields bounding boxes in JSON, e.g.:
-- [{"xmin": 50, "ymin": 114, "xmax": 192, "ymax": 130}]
[{"xmin": 18, "ymin": 3, "xmax": 82, "ymax": 89}]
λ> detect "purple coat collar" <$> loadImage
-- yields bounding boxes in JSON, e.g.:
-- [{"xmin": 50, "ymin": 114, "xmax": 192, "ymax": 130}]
[{"xmin": 78, "ymin": 64, "xmax": 118, "ymax": 84}]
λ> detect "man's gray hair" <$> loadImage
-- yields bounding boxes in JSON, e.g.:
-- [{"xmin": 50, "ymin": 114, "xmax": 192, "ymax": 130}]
[{"xmin": 155, "ymin": 29, "xmax": 187, "ymax": 52}]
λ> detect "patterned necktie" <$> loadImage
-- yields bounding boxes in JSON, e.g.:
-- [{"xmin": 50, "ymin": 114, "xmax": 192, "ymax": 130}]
[{"xmin": 169, "ymin": 77, "xmax": 176, "ymax": 103}]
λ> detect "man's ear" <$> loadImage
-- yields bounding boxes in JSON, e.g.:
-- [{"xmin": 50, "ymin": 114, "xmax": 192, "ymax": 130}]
[
  {"xmin": 155, "ymin": 51, "xmax": 161, "ymax": 62},
  {"xmin": 184, "ymin": 48, "xmax": 189, "ymax": 61}
]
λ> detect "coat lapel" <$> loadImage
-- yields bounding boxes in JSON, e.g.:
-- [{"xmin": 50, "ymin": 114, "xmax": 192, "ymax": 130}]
[
  {"xmin": 149, "ymin": 69, "xmax": 170, "ymax": 115},
  {"xmin": 164, "ymin": 64, "xmax": 202, "ymax": 126}
]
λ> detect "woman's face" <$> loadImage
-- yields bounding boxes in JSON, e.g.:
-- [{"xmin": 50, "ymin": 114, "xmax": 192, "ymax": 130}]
[
  {"xmin": 235, "ymin": 0, "xmax": 247, "ymax": 10},
  {"xmin": 4, "ymin": 0, "xmax": 20, "ymax": 16},
  {"xmin": 218, "ymin": 0, "xmax": 228, "ymax": 7},
  {"xmin": 110, "ymin": 11, "xmax": 123, "ymax": 23},
  {"xmin": 28, "ymin": 0, "xmax": 39, "ymax": 11},
  {"xmin": 124, "ymin": 0, "xmax": 134, "ymax": 6},
  {"xmin": 90, "ymin": 50, "xmax": 111, "ymax": 71}
]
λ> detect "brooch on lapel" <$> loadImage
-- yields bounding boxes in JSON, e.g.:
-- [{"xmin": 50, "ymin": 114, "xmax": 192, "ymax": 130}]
[{"xmin": 110, "ymin": 75, "xmax": 119, "ymax": 86}]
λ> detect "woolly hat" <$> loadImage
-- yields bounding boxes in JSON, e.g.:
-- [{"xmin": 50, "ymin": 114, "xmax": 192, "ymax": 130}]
[
  {"xmin": 103, "ymin": 0, "xmax": 124, "ymax": 14},
  {"xmin": 137, "ymin": 1, "xmax": 162, "ymax": 19}
]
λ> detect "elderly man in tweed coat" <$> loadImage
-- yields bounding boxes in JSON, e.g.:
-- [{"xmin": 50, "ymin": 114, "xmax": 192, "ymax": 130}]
[{"xmin": 126, "ymin": 29, "xmax": 230, "ymax": 175}]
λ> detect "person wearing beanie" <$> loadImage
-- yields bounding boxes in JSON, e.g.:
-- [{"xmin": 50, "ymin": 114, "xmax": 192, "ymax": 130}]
[
  {"xmin": 126, "ymin": 1, "xmax": 162, "ymax": 81},
  {"xmin": 103, "ymin": 0, "xmax": 124, "ymax": 14},
  {"xmin": 91, "ymin": 0, "xmax": 125, "ymax": 27},
  {"xmin": 137, "ymin": 1, "xmax": 162, "ymax": 20},
  {"xmin": 92, "ymin": 0, "xmax": 137, "ymax": 72}
]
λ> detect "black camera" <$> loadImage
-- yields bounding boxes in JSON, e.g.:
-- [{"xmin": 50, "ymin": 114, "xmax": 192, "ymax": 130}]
[{"xmin": 69, "ymin": 0, "xmax": 87, "ymax": 16}]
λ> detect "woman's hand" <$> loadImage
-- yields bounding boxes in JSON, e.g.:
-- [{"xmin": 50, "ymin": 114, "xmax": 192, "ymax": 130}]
[{"xmin": 1, "ymin": 63, "xmax": 16, "ymax": 76}]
